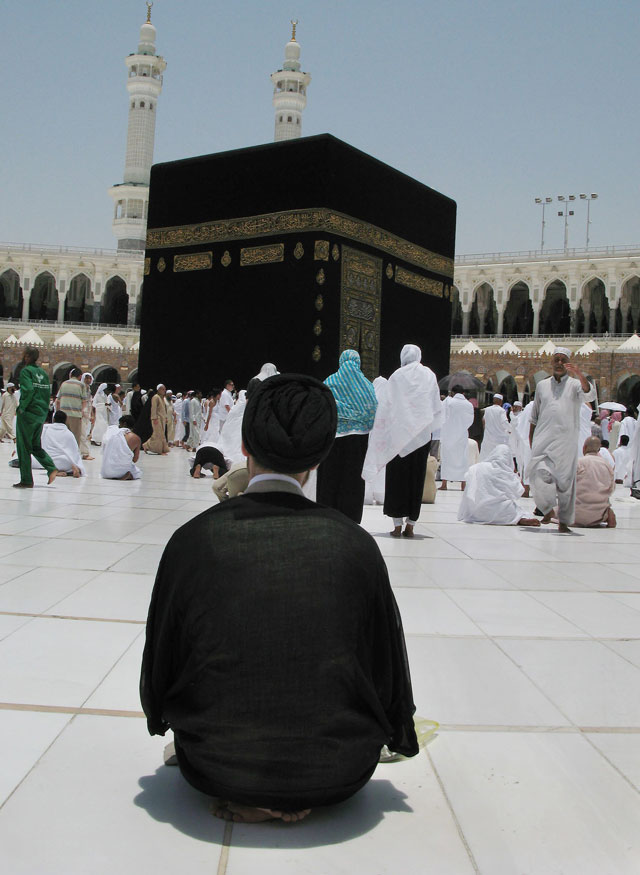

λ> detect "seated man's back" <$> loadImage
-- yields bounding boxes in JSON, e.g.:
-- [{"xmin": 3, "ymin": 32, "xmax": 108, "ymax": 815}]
[
  {"xmin": 574, "ymin": 438, "xmax": 615, "ymax": 527},
  {"xmin": 141, "ymin": 374, "xmax": 418, "ymax": 815}
]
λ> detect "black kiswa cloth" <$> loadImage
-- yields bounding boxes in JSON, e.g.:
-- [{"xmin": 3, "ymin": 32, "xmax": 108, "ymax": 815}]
[
  {"xmin": 242, "ymin": 374, "xmax": 337, "ymax": 474},
  {"xmin": 140, "ymin": 490, "xmax": 418, "ymax": 810}
]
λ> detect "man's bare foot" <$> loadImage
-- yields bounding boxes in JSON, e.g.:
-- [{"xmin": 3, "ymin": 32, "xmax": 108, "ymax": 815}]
[
  {"xmin": 72, "ymin": 466, "xmax": 81, "ymax": 478},
  {"xmin": 82, "ymin": 455, "xmax": 95, "ymax": 461},
  {"xmin": 212, "ymin": 801, "xmax": 311, "ymax": 823},
  {"xmin": 402, "ymin": 524, "xmax": 414, "ymax": 538},
  {"xmin": 517, "ymin": 517, "xmax": 541, "ymax": 527},
  {"xmin": 390, "ymin": 526, "xmax": 402, "ymax": 538},
  {"xmin": 438, "ymin": 484, "xmax": 448, "ymax": 491},
  {"xmin": 461, "ymin": 481, "xmax": 466, "ymax": 490},
  {"xmin": 606, "ymin": 507, "xmax": 617, "ymax": 528},
  {"xmin": 48, "ymin": 470, "xmax": 59, "ymax": 484},
  {"xmin": 119, "ymin": 472, "xmax": 134, "ymax": 481},
  {"xmin": 558, "ymin": 523, "xmax": 572, "ymax": 533},
  {"xmin": 522, "ymin": 486, "xmax": 530, "ymax": 498},
  {"xmin": 55, "ymin": 471, "xmax": 68, "ymax": 477},
  {"xmin": 540, "ymin": 510, "xmax": 553, "ymax": 525}
]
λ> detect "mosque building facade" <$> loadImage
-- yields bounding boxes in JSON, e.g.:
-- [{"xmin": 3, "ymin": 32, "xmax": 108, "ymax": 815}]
[{"xmin": 0, "ymin": 10, "xmax": 638, "ymax": 401}]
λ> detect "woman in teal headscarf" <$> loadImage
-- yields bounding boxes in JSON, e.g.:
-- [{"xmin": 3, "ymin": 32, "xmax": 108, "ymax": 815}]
[{"xmin": 317, "ymin": 349, "xmax": 378, "ymax": 523}]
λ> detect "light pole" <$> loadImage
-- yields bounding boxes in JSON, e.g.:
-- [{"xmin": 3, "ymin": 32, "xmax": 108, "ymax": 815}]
[
  {"xmin": 557, "ymin": 195, "xmax": 576, "ymax": 253},
  {"xmin": 580, "ymin": 193, "xmax": 598, "ymax": 250},
  {"xmin": 534, "ymin": 197, "xmax": 553, "ymax": 251}
]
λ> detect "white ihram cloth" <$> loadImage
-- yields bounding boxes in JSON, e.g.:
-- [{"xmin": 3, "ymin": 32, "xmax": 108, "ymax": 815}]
[
  {"xmin": 33, "ymin": 423, "xmax": 85, "ymax": 475},
  {"xmin": 467, "ymin": 438, "xmax": 480, "ymax": 467},
  {"xmin": 515, "ymin": 400, "xmax": 535, "ymax": 485},
  {"xmin": 219, "ymin": 395, "xmax": 246, "ymax": 464},
  {"xmin": 254, "ymin": 363, "xmax": 279, "ymax": 381},
  {"xmin": 440, "ymin": 393, "xmax": 474, "ymax": 480},
  {"xmin": 173, "ymin": 399, "xmax": 185, "ymax": 443},
  {"xmin": 362, "ymin": 345, "xmax": 442, "ymax": 481},
  {"xmin": 91, "ymin": 383, "xmax": 110, "ymax": 443},
  {"xmin": 527, "ymin": 375, "xmax": 596, "ymax": 523},
  {"xmin": 219, "ymin": 388, "xmax": 234, "ymax": 424},
  {"xmin": 578, "ymin": 403, "xmax": 593, "ymax": 454},
  {"xmin": 364, "ymin": 377, "xmax": 389, "ymax": 505},
  {"xmin": 628, "ymin": 421, "xmax": 640, "ymax": 488},
  {"xmin": 479, "ymin": 404, "xmax": 511, "ymax": 461},
  {"xmin": 618, "ymin": 415, "xmax": 637, "ymax": 447},
  {"xmin": 101, "ymin": 429, "xmax": 141, "ymax": 480},
  {"xmin": 458, "ymin": 446, "xmax": 526, "ymax": 525},
  {"xmin": 598, "ymin": 447, "xmax": 615, "ymax": 469}
]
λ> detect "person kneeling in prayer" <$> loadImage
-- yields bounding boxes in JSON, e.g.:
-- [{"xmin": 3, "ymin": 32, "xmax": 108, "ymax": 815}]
[
  {"xmin": 35, "ymin": 411, "xmax": 85, "ymax": 478},
  {"xmin": 141, "ymin": 374, "xmax": 418, "ymax": 824},
  {"xmin": 572, "ymin": 437, "xmax": 616, "ymax": 528},
  {"xmin": 458, "ymin": 445, "xmax": 540, "ymax": 526},
  {"xmin": 100, "ymin": 415, "xmax": 142, "ymax": 481},
  {"xmin": 189, "ymin": 445, "xmax": 229, "ymax": 479}
]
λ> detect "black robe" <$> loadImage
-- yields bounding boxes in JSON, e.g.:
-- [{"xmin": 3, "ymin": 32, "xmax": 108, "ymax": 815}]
[{"xmin": 140, "ymin": 483, "xmax": 418, "ymax": 810}]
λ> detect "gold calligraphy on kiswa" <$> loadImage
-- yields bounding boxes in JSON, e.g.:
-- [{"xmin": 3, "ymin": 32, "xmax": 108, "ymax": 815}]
[
  {"xmin": 340, "ymin": 246, "xmax": 381, "ymax": 380},
  {"xmin": 173, "ymin": 252, "xmax": 213, "ymax": 272},
  {"xmin": 395, "ymin": 266, "xmax": 444, "ymax": 298},
  {"xmin": 239, "ymin": 243, "xmax": 285, "ymax": 267}
]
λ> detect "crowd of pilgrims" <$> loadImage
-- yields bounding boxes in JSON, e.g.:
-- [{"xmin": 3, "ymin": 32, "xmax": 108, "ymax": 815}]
[{"xmin": 2, "ymin": 344, "xmax": 639, "ymax": 530}]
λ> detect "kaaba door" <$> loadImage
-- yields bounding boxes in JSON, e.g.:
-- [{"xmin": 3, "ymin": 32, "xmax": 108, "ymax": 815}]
[{"xmin": 340, "ymin": 246, "xmax": 382, "ymax": 380}]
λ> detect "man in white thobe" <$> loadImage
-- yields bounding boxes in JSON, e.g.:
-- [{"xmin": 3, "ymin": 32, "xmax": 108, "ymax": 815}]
[
  {"xmin": 439, "ymin": 387, "xmax": 474, "ymax": 490},
  {"xmin": 515, "ymin": 397, "xmax": 536, "ymax": 497},
  {"xmin": 0, "ymin": 383, "xmax": 18, "ymax": 441},
  {"xmin": 617, "ymin": 411, "xmax": 637, "ymax": 447},
  {"xmin": 613, "ymin": 435, "xmax": 631, "ymax": 485},
  {"xmin": 509, "ymin": 401, "xmax": 524, "ymax": 474},
  {"xmin": 218, "ymin": 380, "xmax": 235, "ymax": 431},
  {"xmin": 479, "ymin": 393, "xmax": 511, "ymax": 461},
  {"xmin": 528, "ymin": 348, "xmax": 596, "ymax": 532}
]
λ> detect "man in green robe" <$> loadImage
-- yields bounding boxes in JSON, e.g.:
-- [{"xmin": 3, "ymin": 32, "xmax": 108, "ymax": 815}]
[{"xmin": 14, "ymin": 346, "xmax": 58, "ymax": 488}]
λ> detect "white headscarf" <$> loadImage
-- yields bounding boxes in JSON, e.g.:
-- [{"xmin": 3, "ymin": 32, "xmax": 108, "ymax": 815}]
[
  {"xmin": 362, "ymin": 344, "xmax": 443, "ymax": 479},
  {"xmin": 92, "ymin": 382, "xmax": 107, "ymax": 408},
  {"xmin": 82, "ymin": 372, "xmax": 93, "ymax": 384},
  {"xmin": 254, "ymin": 363, "xmax": 279, "ymax": 381}
]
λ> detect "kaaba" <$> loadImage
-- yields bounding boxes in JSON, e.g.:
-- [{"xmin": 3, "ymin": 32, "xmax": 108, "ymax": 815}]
[{"xmin": 139, "ymin": 134, "xmax": 456, "ymax": 390}]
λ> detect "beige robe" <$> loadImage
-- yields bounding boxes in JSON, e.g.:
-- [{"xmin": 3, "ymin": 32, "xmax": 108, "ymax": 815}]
[
  {"xmin": 165, "ymin": 398, "xmax": 175, "ymax": 443},
  {"xmin": 573, "ymin": 453, "xmax": 614, "ymax": 526},
  {"xmin": 0, "ymin": 391, "xmax": 18, "ymax": 439},
  {"xmin": 143, "ymin": 394, "xmax": 170, "ymax": 454}
]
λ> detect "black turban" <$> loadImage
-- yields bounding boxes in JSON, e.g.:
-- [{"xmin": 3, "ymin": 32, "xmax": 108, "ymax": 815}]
[{"xmin": 242, "ymin": 374, "xmax": 337, "ymax": 473}]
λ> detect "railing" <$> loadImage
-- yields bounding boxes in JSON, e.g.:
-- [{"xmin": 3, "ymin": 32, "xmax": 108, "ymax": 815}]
[
  {"xmin": 451, "ymin": 333, "xmax": 630, "ymax": 341},
  {"xmin": 0, "ymin": 318, "xmax": 138, "ymax": 333},
  {"xmin": 455, "ymin": 244, "xmax": 640, "ymax": 265},
  {"xmin": 0, "ymin": 242, "xmax": 143, "ymax": 259}
]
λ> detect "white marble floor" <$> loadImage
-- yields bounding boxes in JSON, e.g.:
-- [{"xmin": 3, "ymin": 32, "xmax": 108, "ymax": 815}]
[{"xmin": 0, "ymin": 444, "xmax": 639, "ymax": 874}]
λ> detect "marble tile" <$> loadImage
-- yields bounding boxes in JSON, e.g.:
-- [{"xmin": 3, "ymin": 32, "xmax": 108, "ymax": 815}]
[
  {"xmin": 532, "ymin": 591, "xmax": 640, "ymax": 638},
  {"xmin": 394, "ymin": 589, "xmax": 481, "ymax": 636},
  {"xmin": 225, "ymin": 756, "xmax": 476, "ymax": 875},
  {"xmin": 609, "ymin": 592, "xmax": 640, "ymax": 612},
  {"xmin": 0, "ymin": 564, "xmax": 31, "ymax": 585},
  {"xmin": 406, "ymin": 636, "xmax": 569, "ymax": 727},
  {"xmin": 0, "ymin": 535, "xmax": 42, "ymax": 559},
  {"xmin": 84, "ymin": 632, "xmax": 146, "ymax": 712},
  {"xmin": 0, "ymin": 567, "xmax": 98, "ymax": 614},
  {"xmin": 606, "ymin": 640, "xmax": 640, "ymax": 670},
  {"xmin": 417, "ymin": 558, "xmax": 518, "ymax": 590},
  {"xmin": 120, "ymin": 522, "xmax": 181, "ymax": 545},
  {"xmin": 429, "ymin": 731, "xmax": 640, "ymax": 875},
  {"xmin": 448, "ymin": 589, "xmax": 587, "ymax": 638},
  {"xmin": 0, "ymin": 710, "xmax": 71, "ymax": 805},
  {"xmin": 109, "ymin": 543, "xmax": 165, "ymax": 575},
  {"xmin": 0, "ymin": 716, "xmax": 225, "ymax": 874},
  {"xmin": 586, "ymin": 732, "xmax": 640, "ymax": 791},
  {"xmin": 500, "ymin": 639, "xmax": 640, "ymax": 727},
  {"xmin": 441, "ymin": 537, "xmax": 549, "ymax": 563},
  {"xmin": 46, "ymin": 572, "xmax": 154, "ymax": 622},
  {"xmin": 7, "ymin": 538, "xmax": 138, "ymax": 570},
  {"xmin": 481, "ymin": 559, "xmax": 593, "ymax": 591},
  {"xmin": 0, "ymin": 613, "xmax": 32, "ymax": 640},
  {"xmin": 0, "ymin": 618, "xmax": 141, "ymax": 706}
]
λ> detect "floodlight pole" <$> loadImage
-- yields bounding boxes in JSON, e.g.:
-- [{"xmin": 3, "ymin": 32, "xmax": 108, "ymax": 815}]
[
  {"xmin": 580, "ymin": 193, "xmax": 598, "ymax": 250},
  {"xmin": 534, "ymin": 197, "xmax": 553, "ymax": 252}
]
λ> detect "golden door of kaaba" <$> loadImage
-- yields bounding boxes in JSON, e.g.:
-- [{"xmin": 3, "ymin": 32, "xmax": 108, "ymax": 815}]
[{"xmin": 340, "ymin": 246, "xmax": 382, "ymax": 380}]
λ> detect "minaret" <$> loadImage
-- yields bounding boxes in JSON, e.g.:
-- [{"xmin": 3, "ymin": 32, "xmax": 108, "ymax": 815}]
[
  {"xmin": 270, "ymin": 21, "xmax": 311, "ymax": 142},
  {"xmin": 108, "ymin": 3, "xmax": 167, "ymax": 250}
]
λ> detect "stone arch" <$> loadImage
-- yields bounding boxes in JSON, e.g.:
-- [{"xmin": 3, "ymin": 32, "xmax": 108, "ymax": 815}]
[
  {"xmin": 450, "ymin": 286, "xmax": 462, "ymax": 334},
  {"xmin": 539, "ymin": 279, "xmax": 569, "ymax": 334},
  {"xmin": 617, "ymin": 373, "xmax": 640, "ymax": 409},
  {"xmin": 30, "ymin": 271, "xmax": 58, "ymax": 321},
  {"xmin": 0, "ymin": 269, "xmax": 23, "ymax": 318},
  {"xmin": 578, "ymin": 276, "xmax": 608, "ymax": 334},
  {"xmin": 92, "ymin": 363, "xmax": 121, "ymax": 384},
  {"xmin": 532, "ymin": 370, "xmax": 550, "ymax": 386},
  {"xmin": 128, "ymin": 368, "xmax": 139, "ymax": 386},
  {"xmin": 470, "ymin": 282, "xmax": 497, "ymax": 336},
  {"xmin": 101, "ymin": 276, "xmax": 128, "ymax": 325},
  {"xmin": 618, "ymin": 275, "xmax": 640, "ymax": 334},
  {"xmin": 52, "ymin": 361, "xmax": 77, "ymax": 385},
  {"xmin": 66, "ymin": 273, "xmax": 92, "ymax": 323},
  {"xmin": 504, "ymin": 281, "xmax": 533, "ymax": 334}
]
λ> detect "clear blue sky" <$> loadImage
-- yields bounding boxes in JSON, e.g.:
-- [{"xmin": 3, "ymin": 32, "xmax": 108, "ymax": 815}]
[{"xmin": 2, "ymin": 0, "xmax": 638, "ymax": 255}]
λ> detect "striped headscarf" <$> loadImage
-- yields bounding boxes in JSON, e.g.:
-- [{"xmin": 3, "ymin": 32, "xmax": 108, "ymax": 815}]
[{"xmin": 324, "ymin": 349, "xmax": 378, "ymax": 435}]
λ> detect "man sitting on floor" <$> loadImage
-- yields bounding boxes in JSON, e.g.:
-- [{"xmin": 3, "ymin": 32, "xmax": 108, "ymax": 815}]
[
  {"xmin": 573, "ymin": 437, "xmax": 616, "ymax": 528},
  {"xmin": 100, "ymin": 415, "xmax": 142, "ymax": 481},
  {"xmin": 458, "ymin": 445, "xmax": 541, "ymax": 526},
  {"xmin": 36, "ymin": 411, "xmax": 85, "ymax": 478},
  {"xmin": 141, "ymin": 374, "xmax": 418, "ymax": 824}
]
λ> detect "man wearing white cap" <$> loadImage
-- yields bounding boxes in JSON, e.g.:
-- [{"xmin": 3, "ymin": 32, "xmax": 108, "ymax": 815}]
[
  {"xmin": 0, "ymin": 383, "xmax": 18, "ymax": 441},
  {"xmin": 479, "ymin": 393, "xmax": 511, "ymax": 461},
  {"xmin": 528, "ymin": 348, "xmax": 596, "ymax": 532},
  {"xmin": 79, "ymin": 373, "xmax": 95, "ymax": 461}
]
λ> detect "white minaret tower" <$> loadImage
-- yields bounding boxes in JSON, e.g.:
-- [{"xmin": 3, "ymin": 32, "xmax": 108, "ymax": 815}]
[
  {"xmin": 270, "ymin": 21, "xmax": 311, "ymax": 142},
  {"xmin": 108, "ymin": 3, "xmax": 167, "ymax": 250}
]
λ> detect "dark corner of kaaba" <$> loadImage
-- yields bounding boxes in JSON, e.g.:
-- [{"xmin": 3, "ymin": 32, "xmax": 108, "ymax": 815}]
[{"xmin": 137, "ymin": 134, "xmax": 456, "ymax": 390}]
